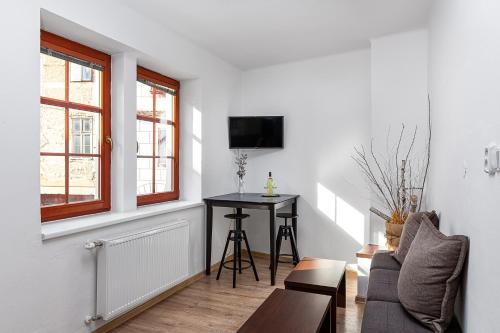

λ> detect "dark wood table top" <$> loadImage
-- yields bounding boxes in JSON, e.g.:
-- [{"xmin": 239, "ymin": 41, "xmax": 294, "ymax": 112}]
[
  {"xmin": 356, "ymin": 243, "xmax": 386, "ymax": 259},
  {"xmin": 284, "ymin": 257, "xmax": 347, "ymax": 294},
  {"xmin": 204, "ymin": 192, "xmax": 299, "ymax": 205},
  {"xmin": 238, "ymin": 288, "xmax": 331, "ymax": 333}
]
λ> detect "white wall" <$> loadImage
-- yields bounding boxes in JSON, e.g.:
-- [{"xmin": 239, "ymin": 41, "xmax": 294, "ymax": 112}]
[
  {"xmin": 239, "ymin": 50, "xmax": 372, "ymax": 263},
  {"xmin": 428, "ymin": 0, "xmax": 500, "ymax": 331},
  {"xmin": 369, "ymin": 30, "xmax": 430, "ymax": 243},
  {"xmin": 0, "ymin": 1, "xmax": 241, "ymax": 332},
  {"xmin": 1, "ymin": 0, "xmax": 488, "ymax": 331}
]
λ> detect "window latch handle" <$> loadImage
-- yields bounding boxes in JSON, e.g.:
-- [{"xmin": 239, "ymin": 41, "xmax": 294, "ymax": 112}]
[{"xmin": 105, "ymin": 136, "xmax": 113, "ymax": 151}]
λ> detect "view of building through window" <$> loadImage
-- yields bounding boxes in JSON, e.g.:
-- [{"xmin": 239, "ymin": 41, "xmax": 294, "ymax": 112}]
[
  {"xmin": 40, "ymin": 52, "xmax": 102, "ymax": 207},
  {"xmin": 136, "ymin": 66, "xmax": 179, "ymax": 205},
  {"xmin": 71, "ymin": 117, "xmax": 93, "ymax": 154},
  {"xmin": 40, "ymin": 32, "xmax": 174, "ymax": 218},
  {"xmin": 136, "ymin": 80, "xmax": 174, "ymax": 196}
]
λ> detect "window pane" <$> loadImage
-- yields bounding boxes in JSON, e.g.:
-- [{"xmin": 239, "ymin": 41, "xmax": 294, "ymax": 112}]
[
  {"xmin": 69, "ymin": 109, "xmax": 99, "ymax": 154},
  {"xmin": 82, "ymin": 67, "xmax": 92, "ymax": 81},
  {"xmin": 40, "ymin": 156, "xmax": 65, "ymax": 206},
  {"xmin": 72, "ymin": 134, "xmax": 81, "ymax": 153},
  {"xmin": 69, "ymin": 63, "xmax": 101, "ymax": 107},
  {"xmin": 83, "ymin": 119, "xmax": 91, "ymax": 132},
  {"xmin": 137, "ymin": 81, "xmax": 154, "ymax": 118},
  {"xmin": 68, "ymin": 156, "xmax": 99, "ymax": 203},
  {"xmin": 137, "ymin": 157, "xmax": 153, "ymax": 195},
  {"xmin": 83, "ymin": 134, "xmax": 91, "ymax": 154},
  {"xmin": 72, "ymin": 118, "xmax": 81, "ymax": 132},
  {"xmin": 156, "ymin": 123, "xmax": 173, "ymax": 157},
  {"xmin": 69, "ymin": 63, "xmax": 82, "ymax": 82},
  {"xmin": 40, "ymin": 53, "xmax": 65, "ymax": 100},
  {"xmin": 40, "ymin": 104, "xmax": 65, "ymax": 153},
  {"xmin": 137, "ymin": 120, "xmax": 153, "ymax": 155},
  {"xmin": 156, "ymin": 90, "xmax": 174, "ymax": 123},
  {"xmin": 155, "ymin": 158, "xmax": 173, "ymax": 193}
]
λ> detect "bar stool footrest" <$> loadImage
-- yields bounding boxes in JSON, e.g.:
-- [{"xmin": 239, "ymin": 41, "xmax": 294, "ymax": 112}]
[
  {"xmin": 277, "ymin": 253, "xmax": 296, "ymax": 264},
  {"xmin": 222, "ymin": 258, "xmax": 252, "ymax": 270}
]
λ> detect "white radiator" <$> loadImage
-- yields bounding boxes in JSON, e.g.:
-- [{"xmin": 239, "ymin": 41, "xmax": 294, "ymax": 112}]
[{"xmin": 95, "ymin": 220, "xmax": 189, "ymax": 321}]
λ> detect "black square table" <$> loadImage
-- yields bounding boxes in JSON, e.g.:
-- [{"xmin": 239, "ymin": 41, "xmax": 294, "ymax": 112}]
[{"xmin": 204, "ymin": 192, "xmax": 299, "ymax": 286}]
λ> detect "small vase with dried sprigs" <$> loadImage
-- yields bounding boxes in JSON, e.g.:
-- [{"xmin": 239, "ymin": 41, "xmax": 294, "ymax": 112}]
[{"xmin": 235, "ymin": 152, "xmax": 248, "ymax": 194}]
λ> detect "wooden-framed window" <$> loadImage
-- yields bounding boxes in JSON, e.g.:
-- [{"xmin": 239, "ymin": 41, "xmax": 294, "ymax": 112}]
[
  {"xmin": 136, "ymin": 66, "xmax": 180, "ymax": 205},
  {"xmin": 40, "ymin": 31, "xmax": 111, "ymax": 222}
]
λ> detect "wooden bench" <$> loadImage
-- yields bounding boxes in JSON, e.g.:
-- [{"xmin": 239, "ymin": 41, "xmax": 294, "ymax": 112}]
[
  {"xmin": 238, "ymin": 288, "xmax": 332, "ymax": 333},
  {"xmin": 284, "ymin": 257, "xmax": 347, "ymax": 333}
]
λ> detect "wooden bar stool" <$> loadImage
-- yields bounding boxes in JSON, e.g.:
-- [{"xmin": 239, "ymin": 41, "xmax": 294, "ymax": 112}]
[
  {"xmin": 217, "ymin": 212, "xmax": 259, "ymax": 288},
  {"xmin": 275, "ymin": 212, "xmax": 300, "ymax": 271}
]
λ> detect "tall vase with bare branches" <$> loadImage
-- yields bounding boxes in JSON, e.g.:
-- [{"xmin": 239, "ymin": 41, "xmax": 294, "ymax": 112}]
[
  {"xmin": 353, "ymin": 95, "xmax": 432, "ymax": 249},
  {"xmin": 235, "ymin": 152, "xmax": 248, "ymax": 194}
]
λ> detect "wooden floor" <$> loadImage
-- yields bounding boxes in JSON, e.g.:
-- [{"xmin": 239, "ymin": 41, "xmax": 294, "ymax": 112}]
[{"xmin": 112, "ymin": 256, "xmax": 365, "ymax": 333}]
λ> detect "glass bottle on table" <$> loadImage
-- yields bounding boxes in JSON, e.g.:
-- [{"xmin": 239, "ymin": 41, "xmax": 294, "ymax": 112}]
[{"xmin": 266, "ymin": 172, "xmax": 274, "ymax": 196}]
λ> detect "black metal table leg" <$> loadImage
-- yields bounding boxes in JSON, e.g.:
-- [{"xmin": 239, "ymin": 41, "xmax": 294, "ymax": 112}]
[
  {"xmin": 292, "ymin": 199, "xmax": 298, "ymax": 243},
  {"xmin": 206, "ymin": 204, "xmax": 213, "ymax": 275},
  {"xmin": 269, "ymin": 206, "xmax": 276, "ymax": 286}
]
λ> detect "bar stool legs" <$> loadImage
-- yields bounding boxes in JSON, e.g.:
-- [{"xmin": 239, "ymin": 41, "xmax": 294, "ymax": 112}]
[
  {"xmin": 217, "ymin": 215, "xmax": 259, "ymax": 288},
  {"xmin": 289, "ymin": 227, "xmax": 300, "ymax": 264},
  {"xmin": 275, "ymin": 227, "xmax": 283, "ymax": 270},
  {"xmin": 275, "ymin": 223, "xmax": 300, "ymax": 273},
  {"xmin": 243, "ymin": 230, "xmax": 259, "ymax": 281},
  {"xmin": 216, "ymin": 232, "xmax": 231, "ymax": 280},
  {"xmin": 237, "ymin": 219, "xmax": 242, "ymax": 274}
]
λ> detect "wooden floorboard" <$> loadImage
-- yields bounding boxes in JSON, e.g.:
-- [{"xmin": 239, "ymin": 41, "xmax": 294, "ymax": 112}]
[{"xmin": 111, "ymin": 256, "xmax": 364, "ymax": 333}]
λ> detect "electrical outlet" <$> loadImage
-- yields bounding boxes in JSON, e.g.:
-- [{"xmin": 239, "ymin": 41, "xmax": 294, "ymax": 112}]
[{"xmin": 484, "ymin": 143, "xmax": 500, "ymax": 175}]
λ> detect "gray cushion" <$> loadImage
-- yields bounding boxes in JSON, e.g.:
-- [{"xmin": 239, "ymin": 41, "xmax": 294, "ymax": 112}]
[
  {"xmin": 392, "ymin": 211, "xmax": 440, "ymax": 265},
  {"xmin": 371, "ymin": 250, "xmax": 401, "ymax": 271},
  {"xmin": 361, "ymin": 301, "xmax": 432, "ymax": 333},
  {"xmin": 398, "ymin": 217, "xmax": 469, "ymax": 333},
  {"xmin": 367, "ymin": 269, "xmax": 400, "ymax": 303},
  {"xmin": 446, "ymin": 318, "xmax": 463, "ymax": 333}
]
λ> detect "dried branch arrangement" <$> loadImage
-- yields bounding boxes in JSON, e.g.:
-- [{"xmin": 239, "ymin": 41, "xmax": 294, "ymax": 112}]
[
  {"xmin": 235, "ymin": 152, "xmax": 248, "ymax": 181},
  {"xmin": 353, "ymin": 96, "xmax": 432, "ymax": 224}
]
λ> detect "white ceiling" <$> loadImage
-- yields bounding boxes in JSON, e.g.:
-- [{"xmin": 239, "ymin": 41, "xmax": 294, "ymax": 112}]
[{"xmin": 121, "ymin": 0, "xmax": 432, "ymax": 70}]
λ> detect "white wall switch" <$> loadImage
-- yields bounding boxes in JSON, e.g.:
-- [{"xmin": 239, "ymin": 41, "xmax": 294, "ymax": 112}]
[{"xmin": 484, "ymin": 143, "xmax": 500, "ymax": 175}]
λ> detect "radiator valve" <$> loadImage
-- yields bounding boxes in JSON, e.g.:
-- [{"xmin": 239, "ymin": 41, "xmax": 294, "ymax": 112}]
[
  {"xmin": 84, "ymin": 240, "xmax": 103, "ymax": 250},
  {"xmin": 84, "ymin": 315, "xmax": 102, "ymax": 324}
]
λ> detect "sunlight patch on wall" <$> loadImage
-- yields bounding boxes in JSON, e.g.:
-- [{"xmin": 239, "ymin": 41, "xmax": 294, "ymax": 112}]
[
  {"xmin": 317, "ymin": 182, "xmax": 365, "ymax": 245},
  {"xmin": 192, "ymin": 138, "xmax": 202, "ymax": 174},
  {"xmin": 336, "ymin": 196, "xmax": 364, "ymax": 245},
  {"xmin": 317, "ymin": 183, "xmax": 336, "ymax": 222},
  {"xmin": 193, "ymin": 107, "xmax": 202, "ymax": 140},
  {"xmin": 192, "ymin": 107, "xmax": 202, "ymax": 174}
]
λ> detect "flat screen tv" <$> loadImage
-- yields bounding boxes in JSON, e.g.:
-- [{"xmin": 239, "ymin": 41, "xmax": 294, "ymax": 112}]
[{"xmin": 228, "ymin": 116, "xmax": 284, "ymax": 149}]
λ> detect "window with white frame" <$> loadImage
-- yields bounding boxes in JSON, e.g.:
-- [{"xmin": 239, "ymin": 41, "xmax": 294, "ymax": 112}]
[{"xmin": 71, "ymin": 117, "xmax": 93, "ymax": 154}]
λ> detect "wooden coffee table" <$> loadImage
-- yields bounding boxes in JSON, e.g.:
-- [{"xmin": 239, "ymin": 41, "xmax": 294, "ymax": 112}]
[
  {"xmin": 238, "ymin": 288, "xmax": 332, "ymax": 333},
  {"xmin": 284, "ymin": 257, "xmax": 347, "ymax": 333}
]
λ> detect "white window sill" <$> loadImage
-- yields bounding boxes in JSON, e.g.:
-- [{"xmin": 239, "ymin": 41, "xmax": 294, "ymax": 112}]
[{"xmin": 41, "ymin": 200, "xmax": 204, "ymax": 241}]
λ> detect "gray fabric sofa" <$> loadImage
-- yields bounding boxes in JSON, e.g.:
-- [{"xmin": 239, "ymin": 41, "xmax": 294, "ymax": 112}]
[{"xmin": 360, "ymin": 251, "xmax": 462, "ymax": 333}]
